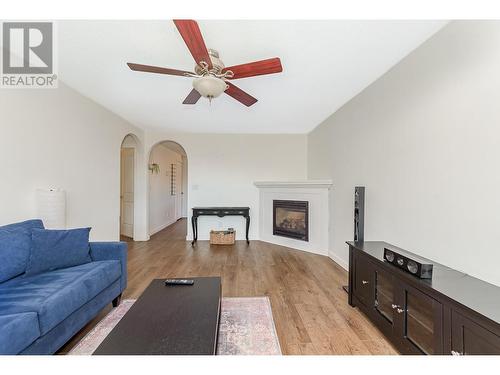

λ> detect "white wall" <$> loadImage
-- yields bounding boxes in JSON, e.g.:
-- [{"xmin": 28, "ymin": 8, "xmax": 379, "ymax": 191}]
[
  {"xmin": 146, "ymin": 132, "xmax": 308, "ymax": 241},
  {"xmin": 0, "ymin": 81, "xmax": 307, "ymax": 243},
  {"xmin": 148, "ymin": 144, "xmax": 183, "ymax": 235},
  {"xmin": 307, "ymin": 21, "xmax": 500, "ymax": 286},
  {"xmin": 0, "ymin": 82, "xmax": 146, "ymax": 241}
]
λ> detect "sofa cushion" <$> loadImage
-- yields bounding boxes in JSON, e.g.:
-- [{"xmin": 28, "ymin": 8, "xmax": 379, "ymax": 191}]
[
  {"xmin": 0, "ymin": 231, "xmax": 30, "ymax": 284},
  {"xmin": 26, "ymin": 228, "xmax": 91, "ymax": 276},
  {"xmin": 0, "ymin": 312, "xmax": 40, "ymax": 355},
  {"xmin": 0, "ymin": 219, "xmax": 44, "ymax": 283},
  {"xmin": 0, "ymin": 260, "xmax": 121, "ymax": 335},
  {"xmin": 0, "ymin": 219, "xmax": 44, "ymax": 232}
]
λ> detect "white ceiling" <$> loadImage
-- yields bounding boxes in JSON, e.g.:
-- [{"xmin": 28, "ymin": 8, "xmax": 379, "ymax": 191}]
[{"xmin": 58, "ymin": 20, "xmax": 446, "ymax": 134}]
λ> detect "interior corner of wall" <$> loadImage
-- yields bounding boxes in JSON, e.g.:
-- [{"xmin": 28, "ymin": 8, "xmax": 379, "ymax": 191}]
[{"xmin": 328, "ymin": 250, "xmax": 349, "ymax": 271}]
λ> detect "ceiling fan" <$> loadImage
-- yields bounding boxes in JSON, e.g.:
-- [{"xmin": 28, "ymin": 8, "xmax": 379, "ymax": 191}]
[{"xmin": 127, "ymin": 19, "xmax": 283, "ymax": 107}]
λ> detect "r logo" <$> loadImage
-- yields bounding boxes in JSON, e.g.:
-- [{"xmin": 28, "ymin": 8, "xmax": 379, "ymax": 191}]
[{"xmin": 2, "ymin": 22, "xmax": 53, "ymax": 74}]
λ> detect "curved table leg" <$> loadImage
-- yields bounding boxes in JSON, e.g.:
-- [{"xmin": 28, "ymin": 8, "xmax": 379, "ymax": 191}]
[
  {"xmin": 246, "ymin": 215, "xmax": 250, "ymax": 244},
  {"xmin": 191, "ymin": 216, "xmax": 197, "ymax": 246}
]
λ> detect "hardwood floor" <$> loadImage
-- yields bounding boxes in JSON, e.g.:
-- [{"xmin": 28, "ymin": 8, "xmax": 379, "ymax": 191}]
[{"xmin": 59, "ymin": 218, "xmax": 397, "ymax": 355}]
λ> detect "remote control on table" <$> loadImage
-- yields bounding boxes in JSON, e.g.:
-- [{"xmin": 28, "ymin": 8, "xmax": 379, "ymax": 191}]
[{"xmin": 165, "ymin": 279, "xmax": 194, "ymax": 286}]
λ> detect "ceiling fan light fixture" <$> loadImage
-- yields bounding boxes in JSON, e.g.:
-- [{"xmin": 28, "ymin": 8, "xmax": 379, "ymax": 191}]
[
  {"xmin": 128, "ymin": 20, "xmax": 283, "ymax": 106},
  {"xmin": 192, "ymin": 75, "xmax": 228, "ymax": 100}
]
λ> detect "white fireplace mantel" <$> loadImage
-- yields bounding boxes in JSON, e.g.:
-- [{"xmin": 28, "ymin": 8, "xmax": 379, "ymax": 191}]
[
  {"xmin": 254, "ymin": 180, "xmax": 333, "ymax": 189},
  {"xmin": 254, "ymin": 180, "xmax": 332, "ymax": 256}
]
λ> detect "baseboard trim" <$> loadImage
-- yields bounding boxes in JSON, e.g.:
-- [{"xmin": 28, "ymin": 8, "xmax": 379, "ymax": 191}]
[
  {"xmin": 149, "ymin": 219, "xmax": 176, "ymax": 236},
  {"xmin": 328, "ymin": 252, "xmax": 349, "ymax": 271},
  {"xmin": 258, "ymin": 237, "xmax": 328, "ymax": 257}
]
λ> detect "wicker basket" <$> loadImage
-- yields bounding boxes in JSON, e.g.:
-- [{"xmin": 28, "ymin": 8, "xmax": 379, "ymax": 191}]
[{"xmin": 210, "ymin": 229, "xmax": 235, "ymax": 245}]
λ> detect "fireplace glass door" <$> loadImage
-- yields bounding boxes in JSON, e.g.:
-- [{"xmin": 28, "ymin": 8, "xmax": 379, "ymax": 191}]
[{"xmin": 273, "ymin": 200, "xmax": 309, "ymax": 241}]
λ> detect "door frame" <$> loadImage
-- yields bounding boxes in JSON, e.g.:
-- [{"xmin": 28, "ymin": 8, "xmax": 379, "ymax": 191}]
[
  {"xmin": 147, "ymin": 140, "xmax": 189, "ymax": 236},
  {"xmin": 119, "ymin": 133, "xmax": 145, "ymax": 241},
  {"xmin": 120, "ymin": 147, "xmax": 135, "ymax": 238}
]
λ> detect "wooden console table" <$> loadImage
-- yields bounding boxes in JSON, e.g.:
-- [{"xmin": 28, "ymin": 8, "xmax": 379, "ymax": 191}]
[{"xmin": 191, "ymin": 207, "xmax": 250, "ymax": 245}]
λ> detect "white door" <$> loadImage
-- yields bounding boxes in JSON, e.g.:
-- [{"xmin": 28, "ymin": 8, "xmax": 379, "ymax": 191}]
[
  {"xmin": 181, "ymin": 157, "xmax": 188, "ymax": 217},
  {"xmin": 175, "ymin": 162, "xmax": 183, "ymax": 220},
  {"xmin": 120, "ymin": 148, "xmax": 134, "ymax": 238}
]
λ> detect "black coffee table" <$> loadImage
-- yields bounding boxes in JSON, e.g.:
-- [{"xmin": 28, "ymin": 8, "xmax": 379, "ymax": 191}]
[{"xmin": 94, "ymin": 277, "xmax": 221, "ymax": 355}]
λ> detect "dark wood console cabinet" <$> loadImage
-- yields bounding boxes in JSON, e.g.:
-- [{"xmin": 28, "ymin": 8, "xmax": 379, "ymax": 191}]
[{"xmin": 347, "ymin": 241, "xmax": 500, "ymax": 355}]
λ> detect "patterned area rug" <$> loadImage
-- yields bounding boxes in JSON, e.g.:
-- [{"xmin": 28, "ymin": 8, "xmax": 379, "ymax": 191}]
[
  {"xmin": 69, "ymin": 297, "xmax": 281, "ymax": 355},
  {"xmin": 217, "ymin": 297, "xmax": 281, "ymax": 355}
]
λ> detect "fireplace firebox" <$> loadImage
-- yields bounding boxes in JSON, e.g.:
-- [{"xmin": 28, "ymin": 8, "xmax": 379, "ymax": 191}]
[{"xmin": 273, "ymin": 200, "xmax": 309, "ymax": 241}]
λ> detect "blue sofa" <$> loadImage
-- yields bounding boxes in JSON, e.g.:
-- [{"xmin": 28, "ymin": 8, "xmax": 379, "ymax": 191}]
[{"xmin": 0, "ymin": 219, "xmax": 127, "ymax": 355}]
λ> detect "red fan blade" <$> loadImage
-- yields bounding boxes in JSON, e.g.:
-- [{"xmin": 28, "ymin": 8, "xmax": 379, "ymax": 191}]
[
  {"xmin": 127, "ymin": 63, "xmax": 194, "ymax": 77},
  {"xmin": 182, "ymin": 89, "xmax": 201, "ymax": 104},
  {"xmin": 225, "ymin": 82, "xmax": 257, "ymax": 107},
  {"xmin": 223, "ymin": 58, "xmax": 282, "ymax": 79},
  {"xmin": 173, "ymin": 20, "xmax": 212, "ymax": 69}
]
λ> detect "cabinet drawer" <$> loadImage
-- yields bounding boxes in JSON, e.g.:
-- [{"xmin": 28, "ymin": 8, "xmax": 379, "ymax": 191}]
[
  {"xmin": 353, "ymin": 253, "xmax": 374, "ymax": 308},
  {"xmin": 451, "ymin": 311, "xmax": 500, "ymax": 355}
]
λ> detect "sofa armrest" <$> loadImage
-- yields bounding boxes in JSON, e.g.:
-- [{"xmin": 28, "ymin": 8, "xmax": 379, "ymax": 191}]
[{"xmin": 89, "ymin": 242, "xmax": 127, "ymax": 292}]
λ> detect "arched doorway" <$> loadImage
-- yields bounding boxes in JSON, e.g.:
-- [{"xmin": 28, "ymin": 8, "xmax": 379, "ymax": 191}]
[
  {"xmin": 148, "ymin": 140, "xmax": 188, "ymax": 236},
  {"xmin": 120, "ymin": 134, "xmax": 140, "ymax": 239}
]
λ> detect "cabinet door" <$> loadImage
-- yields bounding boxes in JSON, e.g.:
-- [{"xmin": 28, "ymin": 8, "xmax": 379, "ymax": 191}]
[
  {"xmin": 373, "ymin": 265, "xmax": 396, "ymax": 335},
  {"xmin": 353, "ymin": 253, "xmax": 374, "ymax": 308},
  {"xmin": 395, "ymin": 282, "xmax": 443, "ymax": 354},
  {"xmin": 451, "ymin": 311, "xmax": 500, "ymax": 355}
]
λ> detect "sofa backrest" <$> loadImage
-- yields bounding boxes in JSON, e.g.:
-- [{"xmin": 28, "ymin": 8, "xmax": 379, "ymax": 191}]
[{"xmin": 0, "ymin": 219, "xmax": 45, "ymax": 283}]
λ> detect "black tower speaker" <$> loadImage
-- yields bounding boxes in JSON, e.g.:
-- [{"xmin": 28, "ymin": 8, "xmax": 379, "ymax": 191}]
[{"xmin": 354, "ymin": 186, "xmax": 365, "ymax": 242}]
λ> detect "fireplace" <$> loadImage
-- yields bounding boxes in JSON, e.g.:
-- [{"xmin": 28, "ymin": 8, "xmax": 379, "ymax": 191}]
[{"xmin": 273, "ymin": 200, "xmax": 309, "ymax": 241}]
